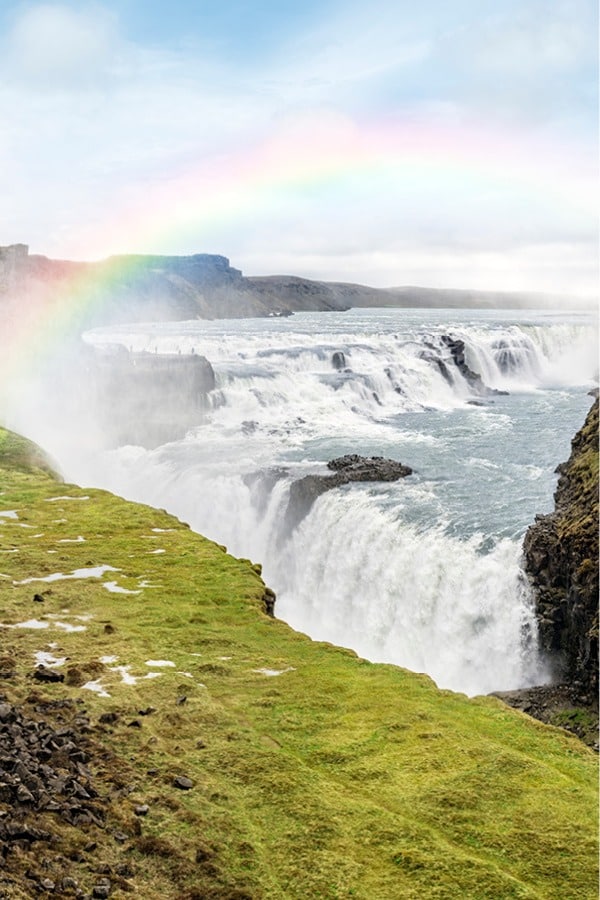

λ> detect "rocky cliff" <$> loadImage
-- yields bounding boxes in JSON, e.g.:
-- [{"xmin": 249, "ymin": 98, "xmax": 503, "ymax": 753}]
[{"xmin": 523, "ymin": 398, "xmax": 599, "ymax": 699}]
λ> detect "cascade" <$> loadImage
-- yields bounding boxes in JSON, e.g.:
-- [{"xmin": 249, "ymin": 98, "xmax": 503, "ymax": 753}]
[{"xmin": 5, "ymin": 310, "xmax": 597, "ymax": 695}]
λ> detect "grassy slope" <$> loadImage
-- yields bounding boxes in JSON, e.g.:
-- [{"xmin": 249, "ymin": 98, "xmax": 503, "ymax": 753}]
[{"xmin": 0, "ymin": 428, "xmax": 597, "ymax": 899}]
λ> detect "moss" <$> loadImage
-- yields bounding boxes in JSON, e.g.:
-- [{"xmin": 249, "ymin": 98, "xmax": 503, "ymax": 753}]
[{"xmin": 0, "ymin": 427, "xmax": 598, "ymax": 899}]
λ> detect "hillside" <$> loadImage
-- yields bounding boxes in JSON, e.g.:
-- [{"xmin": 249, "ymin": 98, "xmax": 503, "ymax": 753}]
[
  {"xmin": 0, "ymin": 427, "xmax": 597, "ymax": 899},
  {"xmin": 0, "ymin": 244, "xmax": 570, "ymax": 330}
]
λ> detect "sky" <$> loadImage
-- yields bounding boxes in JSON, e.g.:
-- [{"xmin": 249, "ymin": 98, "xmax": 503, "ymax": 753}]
[{"xmin": 0, "ymin": 0, "xmax": 598, "ymax": 296}]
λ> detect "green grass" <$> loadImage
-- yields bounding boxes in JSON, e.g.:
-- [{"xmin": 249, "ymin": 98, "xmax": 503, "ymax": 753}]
[{"xmin": 0, "ymin": 428, "xmax": 598, "ymax": 899}]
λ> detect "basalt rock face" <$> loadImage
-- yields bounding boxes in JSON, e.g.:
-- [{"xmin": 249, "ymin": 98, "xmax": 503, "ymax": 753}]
[
  {"xmin": 285, "ymin": 455, "xmax": 413, "ymax": 531},
  {"xmin": 440, "ymin": 335, "xmax": 508, "ymax": 397},
  {"xmin": 523, "ymin": 399, "xmax": 599, "ymax": 699}
]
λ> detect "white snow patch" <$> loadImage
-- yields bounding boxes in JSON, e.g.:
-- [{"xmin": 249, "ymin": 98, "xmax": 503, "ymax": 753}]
[
  {"xmin": 14, "ymin": 565, "xmax": 118, "ymax": 585},
  {"xmin": 103, "ymin": 582, "xmax": 141, "ymax": 595},
  {"xmin": 0, "ymin": 510, "xmax": 18, "ymax": 519},
  {"xmin": 99, "ymin": 655, "xmax": 118, "ymax": 664},
  {"xmin": 82, "ymin": 680, "xmax": 110, "ymax": 697},
  {"xmin": 57, "ymin": 536, "xmax": 86, "ymax": 543},
  {"xmin": 218, "ymin": 656, "xmax": 232, "ymax": 661},
  {"xmin": 109, "ymin": 665, "xmax": 138, "ymax": 685},
  {"xmin": 54, "ymin": 622, "xmax": 87, "ymax": 633},
  {"xmin": 252, "ymin": 667, "xmax": 296, "ymax": 677},
  {"xmin": 6, "ymin": 619, "xmax": 49, "ymax": 630},
  {"xmin": 143, "ymin": 672, "xmax": 162, "ymax": 680},
  {"xmin": 34, "ymin": 651, "xmax": 67, "ymax": 667},
  {"xmin": 45, "ymin": 496, "xmax": 90, "ymax": 502},
  {"xmin": 177, "ymin": 671, "xmax": 194, "ymax": 678},
  {"xmin": 145, "ymin": 659, "xmax": 175, "ymax": 667},
  {"xmin": 149, "ymin": 549, "xmax": 166, "ymax": 554}
]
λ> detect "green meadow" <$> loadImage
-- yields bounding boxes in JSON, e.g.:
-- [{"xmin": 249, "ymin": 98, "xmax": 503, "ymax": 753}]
[{"xmin": 0, "ymin": 427, "xmax": 597, "ymax": 899}]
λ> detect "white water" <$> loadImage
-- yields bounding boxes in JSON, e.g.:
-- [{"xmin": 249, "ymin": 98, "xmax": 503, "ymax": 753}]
[{"xmin": 5, "ymin": 308, "xmax": 598, "ymax": 695}]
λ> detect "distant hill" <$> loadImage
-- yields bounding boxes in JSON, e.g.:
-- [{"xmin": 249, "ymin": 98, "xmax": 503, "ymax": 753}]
[{"xmin": 0, "ymin": 243, "xmax": 582, "ymax": 330}]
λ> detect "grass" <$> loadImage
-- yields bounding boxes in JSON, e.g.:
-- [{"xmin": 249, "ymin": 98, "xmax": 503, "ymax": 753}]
[{"xmin": 0, "ymin": 427, "xmax": 598, "ymax": 899}]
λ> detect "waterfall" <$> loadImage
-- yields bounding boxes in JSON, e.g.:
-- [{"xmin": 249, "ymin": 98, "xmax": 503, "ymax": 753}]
[{"xmin": 5, "ymin": 309, "xmax": 597, "ymax": 695}]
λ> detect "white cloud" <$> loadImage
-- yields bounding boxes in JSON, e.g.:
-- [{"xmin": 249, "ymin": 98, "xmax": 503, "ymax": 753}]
[
  {"xmin": 4, "ymin": 3, "xmax": 119, "ymax": 86},
  {"xmin": 0, "ymin": 0, "xmax": 596, "ymax": 298}
]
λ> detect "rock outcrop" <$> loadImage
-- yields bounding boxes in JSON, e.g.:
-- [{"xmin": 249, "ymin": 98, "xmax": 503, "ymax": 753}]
[
  {"xmin": 523, "ymin": 399, "xmax": 599, "ymax": 699},
  {"xmin": 441, "ymin": 335, "xmax": 508, "ymax": 397},
  {"xmin": 88, "ymin": 346, "xmax": 216, "ymax": 448},
  {"xmin": 285, "ymin": 455, "xmax": 413, "ymax": 530}
]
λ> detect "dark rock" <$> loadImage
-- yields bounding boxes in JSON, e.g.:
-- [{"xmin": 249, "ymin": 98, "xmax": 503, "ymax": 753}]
[
  {"xmin": 285, "ymin": 455, "xmax": 413, "ymax": 530},
  {"xmin": 262, "ymin": 587, "xmax": 276, "ymax": 617},
  {"xmin": 173, "ymin": 775, "xmax": 193, "ymax": 790},
  {"xmin": 523, "ymin": 399, "xmax": 598, "ymax": 700},
  {"xmin": 92, "ymin": 879, "xmax": 111, "ymax": 898},
  {"xmin": 176, "ymin": 696, "xmax": 187, "ymax": 706},
  {"xmin": 33, "ymin": 594, "xmax": 45, "ymax": 603},
  {"xmin": 33, "ymin": 666, "xmax": 64, "ymax": 684},
  {"xmin": 331, "ymin": 351, "xmax": 347, "ymax": 371},
  {"xmin": 133, "ymin": 804, "xmax": 149, "ymax": 817},
  {"xmin": 441, "ymin": 334, "xmax": 508, "ymax": 397},
  {"xmin": 98, "ymin": 713, "xmax": 119, "ymax": 725}
]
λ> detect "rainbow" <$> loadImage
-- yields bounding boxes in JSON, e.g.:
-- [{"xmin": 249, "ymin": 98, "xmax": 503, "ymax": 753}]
[{"xmin": 0, "ymin": 113, "xmax": 595, "ymax": 392}]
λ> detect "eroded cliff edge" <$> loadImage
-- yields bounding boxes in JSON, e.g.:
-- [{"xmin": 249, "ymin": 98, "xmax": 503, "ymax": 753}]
[
  {"xmin": 523, "ymin": 397, "xmax": 598, "ymax": 699},
  {"xmin": 493, "ymin": 399, "xmax": 598, "ymax": 746}
]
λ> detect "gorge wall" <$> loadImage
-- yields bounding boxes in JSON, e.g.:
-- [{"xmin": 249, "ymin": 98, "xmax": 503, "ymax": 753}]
[{"xmin": 523, "ymin": 398, "xmax": 599, "ymax": 700}]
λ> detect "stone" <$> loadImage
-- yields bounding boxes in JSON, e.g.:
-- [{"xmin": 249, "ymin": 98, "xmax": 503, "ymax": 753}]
[
  {"xmin": 173, "ymin": 775, "xmax": 193, "ymax": 790},
  {"xmin": 34, "ymin": 666, "xmax": 64, "ymax": 684}
]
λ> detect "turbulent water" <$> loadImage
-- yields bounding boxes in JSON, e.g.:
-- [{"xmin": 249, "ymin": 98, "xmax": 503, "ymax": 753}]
[{"xmin": 10, "ymin": 308, "xmax": 598, "ymax": 696}]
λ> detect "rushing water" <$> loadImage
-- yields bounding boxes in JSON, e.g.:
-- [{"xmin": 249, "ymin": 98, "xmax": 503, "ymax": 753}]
[{"xmin": 10, "ymin": 308, "xmax": 598, "ymax": 696}]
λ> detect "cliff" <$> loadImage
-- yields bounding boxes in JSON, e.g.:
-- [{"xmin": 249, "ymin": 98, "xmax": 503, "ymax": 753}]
[
  {"xmin": 523, "ymin": 399, "xmax": 599, "ymax": 698},
  {"xmin": 0, "ymin": 428, "xmax": 597, "ymax": 898},
  {"xmin": 0, "ymin": 244, "xmax": 569, "ymax": 330}
]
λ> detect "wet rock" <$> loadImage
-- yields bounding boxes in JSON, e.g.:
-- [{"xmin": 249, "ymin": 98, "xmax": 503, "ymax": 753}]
[
  {"xmin": 523, "ymin": 399, "xmax": 598, "ymax": 699},
  {"xmin": 262, "ymin": 586, "xmax": 276, "ymax": 617},
  {"xmin": 285, "ymin": 454, "xmax": 413, "ymax": 530},
  {"xmin": 441, "ymin": 334, "xmax": 508, "ymax": 397},
  {"xmin": 331, "ymin": 351, "xmax": 347, "ymax": 371}
]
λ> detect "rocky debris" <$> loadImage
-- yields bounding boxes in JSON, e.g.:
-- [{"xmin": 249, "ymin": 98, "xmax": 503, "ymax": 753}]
[
  {"xmin": 0, "ymin": 698, "xmax": 105, "ymax": 831},
  {"xmin": 285, "ymin": 455, "xmax": 413, "ymax": 530},
  {"xmin": 441, "ymin": 335, "xmax": 508, "ymax": 397},
  {"xmin": 523, "ymin": 399, "xmax": 599, "ymax": 698}
]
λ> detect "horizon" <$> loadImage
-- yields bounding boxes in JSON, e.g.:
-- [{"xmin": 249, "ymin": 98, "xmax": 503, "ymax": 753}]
[{"xmin": 0, "ymin": 1, "xmax": 598, "ymax": 299}]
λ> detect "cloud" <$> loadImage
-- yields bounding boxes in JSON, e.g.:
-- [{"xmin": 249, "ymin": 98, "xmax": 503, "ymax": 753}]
[
  {"xmin": 0, "ymin": 0, "xmax": 596, "ymax": 297},
  {"xmin": 4, "ymin": 3, "xmax": 120, "ymax": 86}
]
